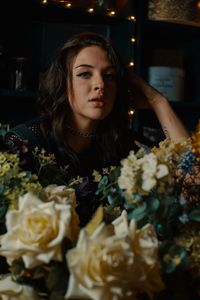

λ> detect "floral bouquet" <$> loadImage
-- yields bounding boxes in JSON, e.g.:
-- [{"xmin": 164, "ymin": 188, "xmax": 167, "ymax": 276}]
[{"xmin": 0, "ymin": 122, "xmax": 200, "ymax": 300}]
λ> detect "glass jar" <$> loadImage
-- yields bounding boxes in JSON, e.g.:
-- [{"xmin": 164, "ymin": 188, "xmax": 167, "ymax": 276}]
[{"xmin": 9, "ymin": 57, "xmax": 29, "ymax": 91}]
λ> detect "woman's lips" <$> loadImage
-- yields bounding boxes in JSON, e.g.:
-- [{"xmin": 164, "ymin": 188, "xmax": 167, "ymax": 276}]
[{"xmin": 89, "ymin": 98, "xmax": 105, "ymax": 107}]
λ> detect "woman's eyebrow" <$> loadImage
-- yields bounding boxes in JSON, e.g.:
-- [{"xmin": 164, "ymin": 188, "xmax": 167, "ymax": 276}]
[
  {"xmin": 74, "ymin": 64, "xmax": 114, "ymax": 70},
  {"xmin": 74, "ymin": 64, "xmax": 93, "ymax": 69}
]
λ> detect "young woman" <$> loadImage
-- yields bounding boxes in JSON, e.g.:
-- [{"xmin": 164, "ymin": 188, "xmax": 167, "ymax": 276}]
[{"xmin": 5, "ymin": 32, "xmax": 189, "ymax": 178}]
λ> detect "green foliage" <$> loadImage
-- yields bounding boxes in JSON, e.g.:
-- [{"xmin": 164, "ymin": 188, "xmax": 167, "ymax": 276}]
[{"xmin": 94, "ymin": 139, "xmax": 200, "ymax": 283}]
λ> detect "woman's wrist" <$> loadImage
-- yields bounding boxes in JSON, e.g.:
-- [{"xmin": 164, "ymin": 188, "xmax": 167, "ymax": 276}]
[{"xmin": 147, "ymin": 93, "xmax": 168, "ymax": 109}]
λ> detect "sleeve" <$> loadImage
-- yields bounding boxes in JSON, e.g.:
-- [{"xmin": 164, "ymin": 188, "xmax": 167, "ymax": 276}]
[{"xmin": 5, "ymin": 124, "xmax": 39, "ymax": 151}]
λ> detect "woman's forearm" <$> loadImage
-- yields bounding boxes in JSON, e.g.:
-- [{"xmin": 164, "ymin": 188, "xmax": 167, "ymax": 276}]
[
  {"xmin": 150, "ymin": 95, "xmax": 189, "ymax": 140},
  {"xmin": 129, "ymin": 73, "xmax": 189, "ymax": 140}
]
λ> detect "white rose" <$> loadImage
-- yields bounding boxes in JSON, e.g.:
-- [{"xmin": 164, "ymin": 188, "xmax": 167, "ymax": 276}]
[
  {"xmin": 65, "ymin": 211, "xmax": 164, "ymax": 300},
  {"xmin": 44, "ymin": 185, "xmax": 80, "ymax": 240},
  {"xmin": 0, "ymin": 276, "xmax": 39, "ymax": 300},
  {"xmin": 0, "ymin": 191, "xmax": 80, "ymax": 268}
]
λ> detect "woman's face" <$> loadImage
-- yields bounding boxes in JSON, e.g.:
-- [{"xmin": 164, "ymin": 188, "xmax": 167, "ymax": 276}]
[{"xmin": 67, "ymin": 45, "xmax": 117, "ymax": 126}]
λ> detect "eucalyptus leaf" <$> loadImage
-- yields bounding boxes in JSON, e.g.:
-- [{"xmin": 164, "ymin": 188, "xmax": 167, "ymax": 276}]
[
  {"xmin": 98, "ymin": 176, "xmax": 108, "ymax": 188},
  {"xmin": 189, "ymin": 209, "xmax": 200, "ymax": 222},
  {"xmin": 128, "ymin": 202, "xmax": 147, "ymax": 221},
  {"xmin": 147, "ymin": 197, "xmax": 160, "ymax": 212}
]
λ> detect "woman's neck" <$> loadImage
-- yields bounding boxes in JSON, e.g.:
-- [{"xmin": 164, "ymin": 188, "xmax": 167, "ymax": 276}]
[
  {"xmin": 66, "ymin": 131, "xmax": 94, "ymax": 153},
  {"xmin": 65, "ymin": 119, "xmax": 97, "ymax": 153}
]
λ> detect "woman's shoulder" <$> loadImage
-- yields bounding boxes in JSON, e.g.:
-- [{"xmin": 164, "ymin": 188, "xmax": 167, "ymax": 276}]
[{"xmin": 5, "ymin": 117, "xmax": 47, "ymax": 151}]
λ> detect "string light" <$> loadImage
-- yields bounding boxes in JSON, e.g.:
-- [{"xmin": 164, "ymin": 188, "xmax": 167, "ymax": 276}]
[
  {"xmin": 39, "ymin": 2, "xmax": 135, "ymax": 70},
  {"xmin": 128, "ymin": 109, "xmax": 134, "ymax": 116},
  {"xmin": 128, "ymin": 61, "xmax": 135, "ymax": 67},
  {"xmin": 127, "ymin": 15, "xmax": 136, "ymax": 22},
  {"xmin": 107, "ymin": 10, "xmax": 116, "ymax": 16},
  {"xmin": 64, "ymin": 2, "xmax": 71, "ymax": 8},
  {"xmin": 87, "ymin": 7, "xmax": 94, "ymax": 13}
]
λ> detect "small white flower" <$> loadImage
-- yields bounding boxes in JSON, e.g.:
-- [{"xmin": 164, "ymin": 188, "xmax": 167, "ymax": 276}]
[
  {"xmin": 142, "ymin": 178, "xmax": 157, "ymax": 192},
  {"xmin": 156, "ymin": 164, "xmax": 169, "ymax": 179}
]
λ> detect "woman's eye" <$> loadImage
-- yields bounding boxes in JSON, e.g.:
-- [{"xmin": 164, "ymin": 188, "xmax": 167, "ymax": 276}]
[
  {"xmin": 77, "ymin": 72, "xmax": 91, "ymax": 78},
  {"xmin": 104, "ymin": 73, "xmax": 116, "ymax": 81}
]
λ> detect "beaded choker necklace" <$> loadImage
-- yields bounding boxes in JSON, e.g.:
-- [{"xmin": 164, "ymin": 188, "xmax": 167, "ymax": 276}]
[{"xmin": 66, "ymin": 124, "xmax": 95, "ymax": 138}]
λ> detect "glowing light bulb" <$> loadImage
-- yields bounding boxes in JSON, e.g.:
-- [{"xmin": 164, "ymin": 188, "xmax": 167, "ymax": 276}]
[
  {"xmin": 131, "ymin": 37, "xmax": 136, "ymax": 43},
  {"xmin": 128, "ymin": 15, "xmax": 136, "ymax": 21},
  {"xmin": 128, "ymin": 61, "xmax": 134, "ymax": 67},
  {"xmin": 128, "ymin": 110, "xmax": 134, "ymax": 116},
  {"xmin": 108, "ymin": 10, "xmax": 116, "ymax": 16},
  {"xmin": 65, "ymin": 2, "xmax": 71, "ymax": 8},
  {"xmin": 88, "ymin": 7, "xmax": 94, "ymax": 13},
  {"xmin": 41, "ymin": 0, "xmax": 48, "ymax": 4}
]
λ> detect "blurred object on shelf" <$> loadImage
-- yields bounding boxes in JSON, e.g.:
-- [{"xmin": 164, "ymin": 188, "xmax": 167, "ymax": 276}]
[
  {"xmin": 9, "ymin": 57, "xmax": 29, "ymax": 91},
  {"xmin": 148, "ymin": 0, "xmax": 198, "ymax": 23},
  {"xmin": 149, "ymin": 66, "xmax": 185, "ymax": 102},
  {"xmin": 148, "ymin": 49, "xmax": 185, "ymax": 102}
]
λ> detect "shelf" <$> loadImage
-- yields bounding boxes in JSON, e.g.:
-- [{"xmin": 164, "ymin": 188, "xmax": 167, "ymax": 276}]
[
  {"xmin": 142, "ymin": 19, "xmax": 200, "ymax": 39},
  {"xmin": 146, "ymin": 18, "xmax": 200, "ymax": 28},
  {"xmin": 0, "ymin": 89, "xmax": 37, "ymax": 99}
]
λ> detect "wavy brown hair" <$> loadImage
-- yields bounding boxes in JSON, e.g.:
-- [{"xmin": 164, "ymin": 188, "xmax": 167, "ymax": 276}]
[{"xmin": 37, "ymin": 32, "xmax": 131, "ymax": 168}]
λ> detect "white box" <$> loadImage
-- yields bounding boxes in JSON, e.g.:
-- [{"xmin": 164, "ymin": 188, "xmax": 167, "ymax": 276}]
[{"xmin": 148, "ymin": 66, "xmax": 185, "ymax": 102}]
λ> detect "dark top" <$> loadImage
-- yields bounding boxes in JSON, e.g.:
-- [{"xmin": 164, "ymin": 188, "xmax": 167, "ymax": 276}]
[
  {"xmin": 5, "ymin": 117, "xmax": 143, "ymax": 178},
  {"xmin": 4, "ymin": 117, "xmax": 148, "ymax": 227}
]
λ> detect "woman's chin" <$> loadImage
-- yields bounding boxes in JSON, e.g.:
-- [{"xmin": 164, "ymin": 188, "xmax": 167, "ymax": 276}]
[{"xmin": 89, "ymin": 109, "xmax": 112, "ymax": 121}]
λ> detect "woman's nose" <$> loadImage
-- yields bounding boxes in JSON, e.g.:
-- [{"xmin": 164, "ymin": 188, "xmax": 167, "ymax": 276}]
[{"xmin": 94, "ymin": 74, "xmax": 104, "ymax": 91}]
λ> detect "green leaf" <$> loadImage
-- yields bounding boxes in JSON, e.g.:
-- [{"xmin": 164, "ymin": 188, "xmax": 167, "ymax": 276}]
[
  {"xmin": 147, "ymin": 197, "xmax": 160, "ymax": 212},
  {"xmin": 128, "ymin": 202, "xmax": 147, "ymax": 221},
  {"xmin": 0, "ymin": 184, "xmax": 4, "ymax": 194},
  {"xmin": 189, "ymin": 209, "xmax": 200, "ymax": 222},
  {"xmin": 109, "ymin": 166, "xmax": 120, "ymax": 181},
  {"xmin": 0, "ymin": 204, "xmax": 8, "ymax": 219}
]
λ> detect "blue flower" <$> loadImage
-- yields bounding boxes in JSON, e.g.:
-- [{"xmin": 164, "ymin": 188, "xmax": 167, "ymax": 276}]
[
  {"xmin": 179, "ymin": 195, "xmax": 187, "ymax": 206},
  {"xmin": 178, "ymin": 151, "xmax": 196, "ymax": 172},
  {"xmin": 179, "ymin": 213, "xmax": 189, "ymax": 224}
]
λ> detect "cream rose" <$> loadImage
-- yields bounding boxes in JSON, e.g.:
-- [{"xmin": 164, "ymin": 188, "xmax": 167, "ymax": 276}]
[
  {"xmin": 65, "ymin": 211, "xmax": 164, "ymax": 300},
  {"xmin": 0, "ymin": 191, "xmax": 80, "ymax": 269},
  {"xmin": 0, "ymin": 276, "xmax": 39, "ymax": 300},
  {"xmin": 44, "ymin": 185, "xmax": 80, "ymax": 240}
]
